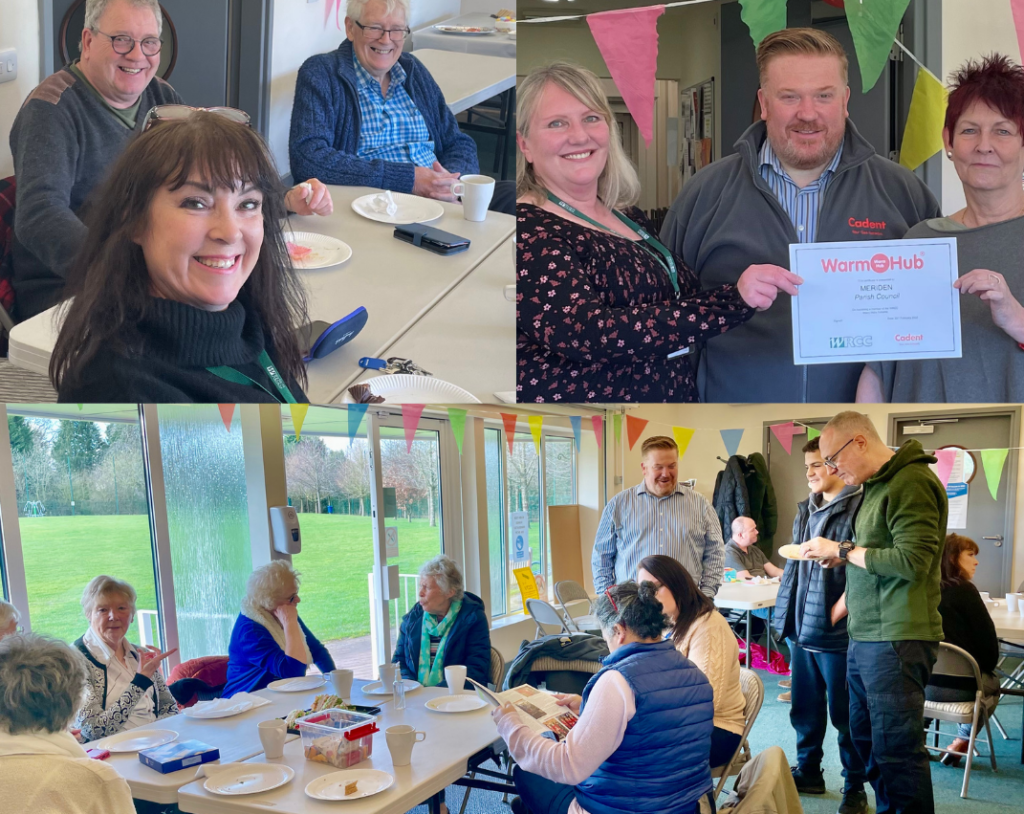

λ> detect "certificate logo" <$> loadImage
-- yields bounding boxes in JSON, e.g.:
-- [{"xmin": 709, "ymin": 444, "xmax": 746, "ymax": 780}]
[
  {"xmin": 895, "ymin": 333, "xmax": 924, "ymax": 343},
  {"xmin": 821, "ymin": 252, "xmax": 925, "ymax": 273},
  {"xmin": 870, "ymin": 254, "xmax": 890, "ymax": 273},
  {"xmin": 830, "ymin": 335, "xmax": 873, "ymax": 349}
]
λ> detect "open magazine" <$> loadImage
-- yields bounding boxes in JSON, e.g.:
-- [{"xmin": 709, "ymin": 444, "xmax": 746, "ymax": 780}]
[{"xmin": 468, "ymin": 678, "xmax": 579, "ymax": 741}]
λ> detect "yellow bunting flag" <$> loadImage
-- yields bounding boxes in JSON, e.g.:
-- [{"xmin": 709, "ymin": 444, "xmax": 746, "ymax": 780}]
[
  {"xmin": 528, "ymin": 415, "xmax": 544, "ymax": 454},
  {"xmin": 900, "ymin": 68, "xmax": 948, "ymax": 170},
  {"xmin": 289, "ymin": 404, "xmax": 309, "ymax": 439},
  {"xmin": 218, "ymin": 404, "xmax": 235, "ymax": 433},
  {"xmin": 673, "ymin": 427, "xmax": 696, "ymax": 458},
  {"xmin": 981, "ymin": 448, "xmax": 1010, "ymax": 500},
  {"xmin": 513, "ymin": 566, "xmax": 541, "ymax": 615}
]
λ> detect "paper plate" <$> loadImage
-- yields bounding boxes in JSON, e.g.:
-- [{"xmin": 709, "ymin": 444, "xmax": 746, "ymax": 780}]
[
  {"xmin": 351, "ymin": 193, "xmax": 444, "ymax": 225},
  {"xmin": 425, "ymin": 694, "xmax": 488, "ymax": 713},
  {"xmin": 778, "ymin": 544, "xmax": 818, "ymax": 561},
  {"xmin": 183, "ymin": 699, "xmax": 257, "ymax": 719},
  {"xmin": 267, "ymin": 675, "xmax": 326, "ymax": 692},
  {"xmin": 285, "ymin": 231, "xmax": 352, "ymax": 270},
  {"xmin": 342, "ymin": 374, "xmax": 481, "ymax": 404},
  {"xmin": 305, "ymin": 769, "xmax": 395, "ymax": 801},
  {"xmin": 433, "ymin": 24, "xmax": 496, "ymax": 35},
  {"xmin": 97, "ymin": 729, "xmax": 178, "ymax": 753},
  {"xmin": 361, "ymin": 678, "xmax": 421, "ymax": 696},
  {"xmin": 204, "ymin": 764, "xmax": 295, "ymax": 796}
]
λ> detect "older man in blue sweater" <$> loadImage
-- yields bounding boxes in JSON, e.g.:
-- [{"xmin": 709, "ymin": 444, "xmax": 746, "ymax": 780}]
[{"xmin": 289, "ymin": 0, "xmax": 514, "ymax": 215}]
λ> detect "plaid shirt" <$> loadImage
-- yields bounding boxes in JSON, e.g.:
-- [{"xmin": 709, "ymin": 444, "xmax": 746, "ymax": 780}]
[{"xmin": 353, "ymin": 54, "xmax": 437, "ymax": 167}]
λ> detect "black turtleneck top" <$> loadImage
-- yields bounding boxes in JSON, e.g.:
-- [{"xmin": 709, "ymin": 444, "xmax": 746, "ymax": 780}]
[{"xmin": 57, "ymin": 297, "xmax": 307, "ymax": 403}]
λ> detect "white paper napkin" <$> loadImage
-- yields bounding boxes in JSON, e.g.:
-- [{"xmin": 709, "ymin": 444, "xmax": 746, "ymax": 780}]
[
  {"xmin": 185, "ymin": 692, "xmax": 271, "ymax": 719},
  {"xmin": 371, "ymin": 190, "xmax": 398, "ymax": 216}
]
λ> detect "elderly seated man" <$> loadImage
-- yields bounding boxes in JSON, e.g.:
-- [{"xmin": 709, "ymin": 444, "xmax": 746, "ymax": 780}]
[
  {"xmin": 289, "ymin": 0, "xmax": 515, "ymax": 215},
  {"xmin": 10, "ymin": 0, "xmax": 331, "ymax": 321},
  {"xmin": 73, "ymin": 575, "xmax": 178, "ymax": 742},
  {"xmin": 0, "ymin": 634, "xmax": 136, "ymax": 814}
]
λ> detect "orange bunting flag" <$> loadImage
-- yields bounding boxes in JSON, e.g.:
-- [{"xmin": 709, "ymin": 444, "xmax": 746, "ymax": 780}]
[
  {"xmin": 218, "ymin": 404, "xmax": 235, "ymax": 433},
  {"xmin": 626, "ymin": 415, "xmax": 649, "ymax": 451},
  {"xmin": 501, "ymin": 413, "xmax": 519, "ymax": 453}
]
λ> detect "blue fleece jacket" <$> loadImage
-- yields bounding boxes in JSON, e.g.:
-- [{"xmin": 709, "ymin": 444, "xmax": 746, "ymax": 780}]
[
  {"xmin": 392, "ymin": 591, "xmax": 491, "ymax": 688},
  {"xmin": 288, "ymin": 39, "xmax": 479, "ymax": 191},
  {"xmin": 222, "ymin": 613, "xmax": 335, "ymax": 697}
]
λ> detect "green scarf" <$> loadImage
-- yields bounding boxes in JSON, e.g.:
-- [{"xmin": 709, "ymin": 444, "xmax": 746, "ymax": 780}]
[{"xmin": 418, "ymin": 599, "xmax": 462, "ymax": 687}]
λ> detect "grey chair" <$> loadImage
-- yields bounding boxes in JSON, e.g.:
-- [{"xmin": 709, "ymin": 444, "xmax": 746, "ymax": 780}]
[
  {"xmin": 923, "ymin": 642, "xmax": 999, "ymax": 798},
  {"xmin": 711, "ymin": 668, "xmax": 765, "ymax": 799},
  {"xmin": 526, "ymin": 598, "xmax": 571, "ymax": 639},
  {"xmin": 489, "ymin": 646, "xmax": 505, "ymax": 690},
  {"xmin": 554, "ymin": 580, "xmax": 593, "ymax": 631}
]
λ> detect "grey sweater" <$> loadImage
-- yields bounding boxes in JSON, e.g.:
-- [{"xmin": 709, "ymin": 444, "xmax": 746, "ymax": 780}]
[
  {"xmin": 661, "ymin": 120, "xmax": 941, "ymax": 403},
  {"xmin": 10, "ymin": 67, "xmax": 181, "ymax": 320},
  {"xmin": 869, "ymin": 216, "xmax": 1024, "ymax": 402}
]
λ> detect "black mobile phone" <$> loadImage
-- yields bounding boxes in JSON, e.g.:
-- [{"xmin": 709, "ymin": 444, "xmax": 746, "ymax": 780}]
[{"xmin": 393, "ymin": 222, "xmax": 471, "ymax": 255}]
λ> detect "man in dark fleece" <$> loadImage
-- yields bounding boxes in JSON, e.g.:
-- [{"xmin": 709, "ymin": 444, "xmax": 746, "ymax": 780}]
[
  {"xmin": 661, "ymin": 28, "xmax": 940, "ymax": 403},
  {"xmin": 804, "ymin": 411, "xmax": 946, "ymax": 814}
]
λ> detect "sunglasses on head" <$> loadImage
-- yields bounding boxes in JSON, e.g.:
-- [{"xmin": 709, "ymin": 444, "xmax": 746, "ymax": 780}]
[{"xmin": 143, "ymin": 104, "xmax": 251, "ymax": 132}]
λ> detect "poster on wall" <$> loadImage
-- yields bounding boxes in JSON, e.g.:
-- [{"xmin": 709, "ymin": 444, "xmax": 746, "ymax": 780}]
[
  {"xmin": 510, "ymin": 511, "xmax": 531, "ymax": 565},
  {"xmin": 946, "ymin": 482, "xmax": 969, "ymax": 529}
]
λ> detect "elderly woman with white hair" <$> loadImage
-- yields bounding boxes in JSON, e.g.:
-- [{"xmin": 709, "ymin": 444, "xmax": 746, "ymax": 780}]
[
  {"xmin": 0, "ymin": 634, "xmax": 136, "ymax": 814},
  {"xmin": 392, "ymin": 555, "xmax": 491, "ymax": 689},
  {"xmin": 0, "ymin": 599, "xmax": 21, "ymax": 639},
  {"xmin": 73, "ymin": 575, "xmax": 178, "ymax": 742},
  {"xmin": 516, "ymin": 62, "xmax": 802, "ymax": 403},
  {"xmin": 222, "ymin": 560, "xmax": 336, "ymax": 696}
]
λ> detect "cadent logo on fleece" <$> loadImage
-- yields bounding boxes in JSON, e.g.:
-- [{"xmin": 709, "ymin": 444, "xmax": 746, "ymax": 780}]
[{"xmin": 820, "ymin": 252, "xmax": 925, "ymax": 274}]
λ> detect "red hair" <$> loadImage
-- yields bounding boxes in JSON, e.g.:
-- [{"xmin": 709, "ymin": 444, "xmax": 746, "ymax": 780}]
[{"xmin": 945, "ymin": 54, "xmax": 1024, "ymax": 140}]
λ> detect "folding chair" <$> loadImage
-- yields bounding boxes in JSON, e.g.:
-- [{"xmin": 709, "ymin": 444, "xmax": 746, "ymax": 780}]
[
  {"xmin": 923, "ymin": 642, "xmax": 999, "ymax": 798},
  {"xmin": 554, "ymin": 580, "xmax": 593, "ymax": 631},
  {"xmin": 712, "ymin": 668, "xmax": 765, "ymax": 798},
  {"xmin": 526, "ymin": 598, "xmax": 571, "ymax": 639}
]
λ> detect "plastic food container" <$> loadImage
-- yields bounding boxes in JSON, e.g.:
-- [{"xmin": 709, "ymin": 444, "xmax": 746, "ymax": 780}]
[{"xmin": 297, "ymin": 708, "xmax": 379, "ymax": 769}]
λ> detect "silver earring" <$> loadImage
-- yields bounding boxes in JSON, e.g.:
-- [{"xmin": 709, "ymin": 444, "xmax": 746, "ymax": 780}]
[{"xmin": 947, "ymin": 152, "xmax": 953, "ymax": 158}]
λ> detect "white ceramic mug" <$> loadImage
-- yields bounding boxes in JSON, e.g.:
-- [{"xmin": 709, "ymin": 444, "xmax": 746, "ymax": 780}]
[
  {"xmin": 1007, "ymin": 594, "xmax": 1019, "ymax": 612},
  {"xmin": 330, "ymin": 668, "xmax": 354, "ymax": 698},
  {"xmin": 444, "ymin": 664, "xmax": 467, "ymax": 694},
  {"xmin": 378, "ymin": 663, "xmax": 397, "ymax": 688},
  {"xmin": 385, "ymin": 724, "xmax": 427, "ymax": 766},
  {"xmin": 451, "ymin": 174, "xmax": 495, "ymax": 222},
  {"xmin": 258, "ymin": 719, "xmax": 287, "ymax": 759}
]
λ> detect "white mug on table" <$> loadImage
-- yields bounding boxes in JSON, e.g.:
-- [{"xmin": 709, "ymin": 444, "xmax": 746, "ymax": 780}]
[
  {"xmin": 444, "ymin": 664, "xmax": 467, "ymax": 694},
  {"xmin": 385, "ymin": 724, "xmax": 426, "ymax": 766},
  {"xmin": 450, "ymin": 174, "xmax": 495, "ymax": 222},
  {"xmin": 330, "ymin": 668, "xmax": 354, "ymax": 698},
  {"xmin": 258, "ymin": 719, "xmax": 287, "ymax": 760},
  {"xmin": 378, "ymin": 663, "xmax": 397, "ymax": 688}
]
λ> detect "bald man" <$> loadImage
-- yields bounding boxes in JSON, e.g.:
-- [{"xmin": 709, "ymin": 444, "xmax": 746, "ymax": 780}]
[{"xmin": 725, "ymin": 516, "xmax": 783, "ymax": 580}]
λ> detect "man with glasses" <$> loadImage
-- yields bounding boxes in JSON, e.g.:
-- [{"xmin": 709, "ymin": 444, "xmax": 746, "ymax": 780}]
[
  {"xmin": 802, "ymin": 411, "xmax": 945, "ymax": 814},
  {"xmin": 10, "ymin": 0, "xmax": 329, "ymax": 322},
  {"xmin": 289, "ymin": 0, "xmax": 514, "ymax": 215}
]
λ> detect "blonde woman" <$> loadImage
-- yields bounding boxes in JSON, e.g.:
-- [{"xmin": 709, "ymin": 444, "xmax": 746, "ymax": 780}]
[
  {"xmin": 222, "ymin": 560, "xmax": 336, "ymax": 696},
  {"xmin": 73, "ymin": 576, "xmax": 178, "ymax": 742},
  {"xmin": 516, "ymin": 61, "xmax": 799, "ymax": 403}
]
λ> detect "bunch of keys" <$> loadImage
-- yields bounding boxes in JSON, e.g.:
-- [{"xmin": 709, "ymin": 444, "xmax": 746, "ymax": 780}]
[{"xmin": 358, "ymin": 356, "xmax": 432, "ymax": 376}]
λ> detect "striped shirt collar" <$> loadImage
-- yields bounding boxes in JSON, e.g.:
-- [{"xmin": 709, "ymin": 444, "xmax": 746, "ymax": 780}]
[
  {"xmin": 352, "ymin": 52, "xmax": 407, "ymax": 97},
  {"xmin": 759, "ymin": 136, "xmax": 843, "ymax": 189},
  {"xmin": 634, "ymin": 481, "xmax": 689, "ymax": 498}
]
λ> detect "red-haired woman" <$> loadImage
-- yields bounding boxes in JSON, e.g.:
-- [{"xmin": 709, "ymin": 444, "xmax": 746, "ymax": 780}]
[
  {"xmin": 861, "ymin": 54, "xmax": 1024, "ymax": 402},
  {"xmin": 925, "ymin": 534, "xmax": 999, "ymax": 766}
]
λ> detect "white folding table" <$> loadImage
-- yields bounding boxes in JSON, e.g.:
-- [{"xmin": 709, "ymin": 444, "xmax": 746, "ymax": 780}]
[
  {"xmin": 713, "ymin": 581, "xmax": 780, "ymax": 669},
  {"xmin": 413, "ymin": 14, "xmax": 517, "ymax": 59}
]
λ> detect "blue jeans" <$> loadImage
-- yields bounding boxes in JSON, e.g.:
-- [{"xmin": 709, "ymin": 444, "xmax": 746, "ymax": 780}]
[
  {"xmin": 847, "ymin": 640, "xmax": 938, "ymax": 814},
  {"xmin": 788, "ymin": 641, "xmax": 867, "ymax": 792},
  {"xmin": 513, "ymin": 765, "xmax": 708, "ymax": 814}
]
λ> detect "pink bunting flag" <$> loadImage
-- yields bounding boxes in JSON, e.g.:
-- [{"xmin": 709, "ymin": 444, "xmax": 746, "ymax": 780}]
[
  {"xmin": 769, "ymin": 422, "xmax": 800, "ymax": 455},
  {"xmin": 587, "ymin": 6, "xmax": 665, "ymax": 146},
  {"xmin": 933, "ymin": 448, "xmax": 957, "ymax": 488},
  {"xmin": 218, "ymin": 404, "xmax": 235, "ymax": 432},
  {"xmin": 591, "ymin": 416, "xmax": 604, "ymax": 450},
  {"xmin": 1013, "ymin": 0, "xmax": 1024, "ymax": 61},
  {"xmin": 403, "ymin": 404, "xmax": 426, "ymax": 453}
]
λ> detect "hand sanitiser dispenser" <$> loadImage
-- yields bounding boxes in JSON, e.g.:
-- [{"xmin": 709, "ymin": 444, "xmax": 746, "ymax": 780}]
[{"xmin": 270, "ymin": 506, "xmax": 301, "ymax": 554}]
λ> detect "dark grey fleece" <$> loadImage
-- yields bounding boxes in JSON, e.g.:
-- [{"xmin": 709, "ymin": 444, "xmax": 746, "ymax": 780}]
[
  {"xmin": 661, "ymin": 120, "xmax": 941, "ymax": 403},
  {"xmin": 10, "ymin": 66, "xmax": 181, "ymax": 320}
]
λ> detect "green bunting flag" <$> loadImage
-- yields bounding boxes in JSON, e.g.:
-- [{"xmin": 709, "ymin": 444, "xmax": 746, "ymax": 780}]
[
  {"xmin": 738, "ymin": 0, "xmax": 788, "ymax": 48},
  {"xmin": 807, "ymin": 427, "xmax": 821, "ymax": 441},
  {"xmin": 448, "ymin": 408, "xmax": 468, "ymax": 455},
  {"xmin": 981, "ymin": 448, "xmax": 1010, "ymax": 500},
  {"xmin": 846, "ymin": 0, "xmax": 912, "ymax": 92}
]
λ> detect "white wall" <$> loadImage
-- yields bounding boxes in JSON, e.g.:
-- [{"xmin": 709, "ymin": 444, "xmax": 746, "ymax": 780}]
[
  {"xmin": 940, "ymin": 0, "xmax": 1022, "ymax": 215},
  {"xmin": 0, "ymin": 0, "xmax": 41, "ymax": 177},
  {"xmin": 268, "ymin": 0, "xmax": 459, "ymax": 177}
]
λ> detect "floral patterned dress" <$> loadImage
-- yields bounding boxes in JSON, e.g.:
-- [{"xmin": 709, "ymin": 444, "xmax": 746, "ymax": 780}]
[{"xmin": 517, "ymin": 203, "xmax": 754, "ymax": 402}]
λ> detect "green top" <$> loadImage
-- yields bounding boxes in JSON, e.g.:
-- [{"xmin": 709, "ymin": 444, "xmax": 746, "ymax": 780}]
[
  {"xmin": 846, "ymin": 439, "xmax": 947, "ymax": 643},
  {"xmin": 67, "ymin": 61, "xmax": 142, "ymax": 129}
]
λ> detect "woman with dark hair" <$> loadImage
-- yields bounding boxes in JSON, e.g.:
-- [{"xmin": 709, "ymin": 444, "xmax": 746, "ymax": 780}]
[
  {"xmin": 493, "ymin": 580, "xmax": 714, "ymax": 814},
  {"xmin": 638, "ymin": 555, "xmax": 745, "ymax": 767},
  {"xmin": 925, "ymin": 533, "xmax": 1000, "ymax": 766},
  {"xmin": 50, "ymin": 109, "xmax": 309, "ymax": 402},
  {"xmin": 860, "ymin": 54, "xmax": 1024, "ymax": 402}
]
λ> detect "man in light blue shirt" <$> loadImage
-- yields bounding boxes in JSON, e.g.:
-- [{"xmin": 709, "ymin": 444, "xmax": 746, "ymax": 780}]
[{"xmin": 592, "ymin": 436, "xmax": 726, "ymax": 598}]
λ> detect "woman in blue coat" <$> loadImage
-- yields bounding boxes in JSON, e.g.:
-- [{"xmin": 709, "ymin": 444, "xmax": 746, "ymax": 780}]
[
  {"xmin": 392, "ymin": 555, "xmax": 491, "ymax": 689},
  {"xmin": 223, "ymin": 561, "xmax": 335, "ymax": 697}
]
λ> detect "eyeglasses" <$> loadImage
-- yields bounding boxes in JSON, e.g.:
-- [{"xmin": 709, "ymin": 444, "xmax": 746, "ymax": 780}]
[
  {"xmin": 604, "ymin": 587, "xmax": 618, "ymax": 613},
  {"xmin": 94, "ymin": 29, "xmax": 162, "ymax": 57},
  {"xmin": 143, "ymin": 104, "xmax": 251, "ymax": 132},
  {"xmin": 822, "ymin": 438, "xmax": 855, "ymax": 470},
  {"xmin": 353, "ymin": 21, "xmax": 411, "ymax": 42}
]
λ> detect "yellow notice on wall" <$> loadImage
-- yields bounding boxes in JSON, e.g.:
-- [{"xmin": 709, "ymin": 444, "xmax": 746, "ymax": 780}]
[{"xmin": 513, "ymin": 566, "xmax": 540, "ymax": 615}]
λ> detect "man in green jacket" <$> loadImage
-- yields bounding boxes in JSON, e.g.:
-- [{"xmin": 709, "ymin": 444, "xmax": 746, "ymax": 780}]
[{"xmin": 803, "ymin": 411, "xmax": 946, "ymax": 814}]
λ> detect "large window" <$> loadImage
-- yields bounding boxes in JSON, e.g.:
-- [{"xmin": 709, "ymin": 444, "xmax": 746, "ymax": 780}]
[{"xmin": 9, "ymin": 409, "xmax": 159, "ymax": 645}]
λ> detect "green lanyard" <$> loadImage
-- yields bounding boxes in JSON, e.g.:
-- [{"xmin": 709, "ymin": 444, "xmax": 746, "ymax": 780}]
[
  {"xmin": 207, "ymin": 350, "xmax": 297, "ymax": 404},
  {"xmin": 547, "ymin": 192, "xmax": 679, "ymax": 294}
]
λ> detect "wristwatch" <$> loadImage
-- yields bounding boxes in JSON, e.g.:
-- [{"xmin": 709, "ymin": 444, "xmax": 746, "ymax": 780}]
[{"xmin": 838, "ymin": 540, "xmax": 856, "ymax": 560}]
